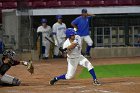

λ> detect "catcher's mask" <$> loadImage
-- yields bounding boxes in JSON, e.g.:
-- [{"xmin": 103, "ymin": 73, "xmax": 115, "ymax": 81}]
[{"xmin": 3, "ymin": 50, "xmax": 16, "ymax": 59}]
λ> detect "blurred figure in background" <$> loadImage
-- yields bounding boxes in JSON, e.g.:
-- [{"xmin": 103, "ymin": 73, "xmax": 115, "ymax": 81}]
[
  {"xmin": 0, "ymin": 38, "xmax": 4, "ymax": 54},
  {"xmin": 52, "ymin": 15, "xmax": 66, "ymax": 58},
  {"xmin": 71, "ymin": 9, "xmax": 95, "ymax": 58},
  {"xmin": 37, "ymin": 18, "xmax": 52, "ymax": 60}
]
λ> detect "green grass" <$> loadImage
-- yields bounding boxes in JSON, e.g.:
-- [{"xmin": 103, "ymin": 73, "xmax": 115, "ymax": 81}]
[{"xmin": 78, "ymin": 64, "xmax": 140, "ymax": 79}]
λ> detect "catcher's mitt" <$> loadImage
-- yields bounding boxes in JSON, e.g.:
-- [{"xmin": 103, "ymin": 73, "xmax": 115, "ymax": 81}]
[{"xmin": 27, "ymin": 60, "xmax": 34, "ymax": 74}]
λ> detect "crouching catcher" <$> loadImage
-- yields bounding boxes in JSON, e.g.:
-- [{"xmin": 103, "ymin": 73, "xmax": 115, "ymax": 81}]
[{"xmin": 0, "ymin": 50, "xmax": 34, "ymax": 86}]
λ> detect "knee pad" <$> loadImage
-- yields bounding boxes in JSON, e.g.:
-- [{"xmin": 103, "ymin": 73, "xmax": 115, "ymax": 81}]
[{"xmin": 0, "ymin": 74, "xmax": 21, "ymax": 86}]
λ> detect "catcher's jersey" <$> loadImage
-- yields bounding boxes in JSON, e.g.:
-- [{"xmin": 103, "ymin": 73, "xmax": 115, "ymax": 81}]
[
  {"xmin": 37, "ymin": 25, "xmax": 51, "ymax": 41},
  {"xmin": 63, "ymin": 35, "xmax": 82, "ymax": 58},
  {"xmin": 52, "ymin": 22, "xmax": 66, "ymax": 42}
]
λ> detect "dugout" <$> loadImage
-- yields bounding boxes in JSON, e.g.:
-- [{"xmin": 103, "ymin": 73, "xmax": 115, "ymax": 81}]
[
  {"xmin": 90, "ymin": 14, "xmax": 140, "ymax": 58},
  {"xmin": 2, "ymin": 7, "xmax": 140, "ymax": 59},
  {"xmin": 32, "ymin": 13, "xmax": 140, "ymax": 58}
]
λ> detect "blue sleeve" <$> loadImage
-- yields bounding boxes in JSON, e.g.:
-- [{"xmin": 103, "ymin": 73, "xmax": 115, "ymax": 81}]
[
  {"xmin": 71, "ymin": 17, "xmax": 79, "ymax": 25},
  {"xmin": 88, "ymin": 16, "xmax": 93, "ymax": 20}
]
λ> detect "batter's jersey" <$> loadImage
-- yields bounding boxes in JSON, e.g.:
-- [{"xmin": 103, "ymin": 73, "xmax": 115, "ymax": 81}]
[
  {"xmin": 37, "ymin": 25, "xmax": 51, "ymax": 41},
  {"xmin": 71, "ymin": 16, "xmax": 92, "ymax": 36},
  {"xmin": 63, "ymin": 35, "xmax": 82, "ymax": 58},
  {"xmin": 52, "ymin": 22, "xmax": 66, "ymax": 42}
]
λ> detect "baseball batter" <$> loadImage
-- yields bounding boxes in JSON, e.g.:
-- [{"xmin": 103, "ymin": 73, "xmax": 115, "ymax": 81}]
[
  {"xmin": 0, "ymin": 50, "xmax": 34, "ymax": 86},
  {"xmin": 50, "ymin": 28, "xmax": 100, "ymax": 85},
  {"xmin": 37, "ymin": 18, "xmax": 52, "ymax": 59},
  {"xmin": 71, "ymin": 8, "xmax": 95, "ymax": 57},
  {"xmin": 52, "ymin": 15, "xmax": 66, "ymax": 58}
]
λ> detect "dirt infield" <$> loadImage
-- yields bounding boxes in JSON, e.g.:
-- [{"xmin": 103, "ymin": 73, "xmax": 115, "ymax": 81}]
[{"xmin": 0, "ymin": 57, "xmax": 140, "ymax": 93}]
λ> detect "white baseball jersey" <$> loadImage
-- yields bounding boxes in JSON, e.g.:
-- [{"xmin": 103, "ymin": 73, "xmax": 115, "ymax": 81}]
[
  {"xmin": 37, "ymin": 25, "xmax": 51, "ymax": 57},
  {"xmin": 63, "ymin": 35, "xmax": 82, "ymax": 58},
  {"xmin": 52, "ymin": 22, "xmax": 66, "ymax": 43},
  {"xmin": 37, "ymin": 25, "xmax": 51, "ymax": 41}
]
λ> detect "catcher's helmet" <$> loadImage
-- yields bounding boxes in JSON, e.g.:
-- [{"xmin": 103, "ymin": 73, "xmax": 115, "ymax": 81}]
[
  {"xmin": 65, "ymin": 28, "xmax": 76, "ymax": 38},
  {"xmin": 56, "ymin": 15, "xmax": 62, "ymax": 19},
  {"xmin": 3, "ymin": 50, "xmax": 16, "ymax": 59},
  {"xmin": 41, "ymin": 18, "xmax": 47, "ymax": 23}
]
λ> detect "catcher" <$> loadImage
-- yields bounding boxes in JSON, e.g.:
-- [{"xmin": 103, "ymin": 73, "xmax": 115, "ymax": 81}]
[{"xmin": 0, "ymin": 50, "xmax": 34, "ymax": 86}]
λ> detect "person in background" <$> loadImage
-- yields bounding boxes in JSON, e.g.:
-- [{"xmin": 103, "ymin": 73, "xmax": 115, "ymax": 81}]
[
  {"xmin": 37, "ymin": 18, "xmax": 52, "ymax": 60},
  {"xmin": 52, "ymin": 15, "xmax": 66, "ymax": 58},
  {"xmin": 71, "ymin": 8, "xmax": 95, "ymax": 58},
  {"xmin": 0, "ymin": 38, "xmax": 4, "ymax": 54}
]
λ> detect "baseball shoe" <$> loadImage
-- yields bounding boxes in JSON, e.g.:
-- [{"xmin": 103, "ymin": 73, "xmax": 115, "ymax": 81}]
[
  {"xmin": 93, "ymin": 79, "xmax": 101, "ymax": 86},
  {"xmin": 53, "ymin": 55, "xmax": 63, "ymax": 58},
  {"xmin": 42, "ymin": 57, "xmax": 48, "ymax": 60},
  {"xmin": 53, "ymin": 55, "xmax": 58, "ymax": 58},
  {"xmin": 84, "ymin": 53, "xmax": 91, "ymax": 58},
  {"xmin": 50, "ymin": 77, "xmax": 58, "ymax": 85}
]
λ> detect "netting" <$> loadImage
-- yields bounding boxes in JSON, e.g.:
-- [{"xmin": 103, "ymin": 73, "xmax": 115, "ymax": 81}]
[{"xmin": 17, "ymin": 0, "xmax": 33, "ymax": 51}]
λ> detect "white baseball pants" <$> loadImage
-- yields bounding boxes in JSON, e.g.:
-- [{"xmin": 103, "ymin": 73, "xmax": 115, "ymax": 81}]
[{"xmin": 65, "ymin": 55, "xmax": 93, "ymax": 79}]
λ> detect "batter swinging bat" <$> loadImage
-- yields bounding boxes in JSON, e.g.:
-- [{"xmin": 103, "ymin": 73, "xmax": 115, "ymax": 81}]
[{"xmin": 45, "ymin": 36, "xmax": 58, "ymax": 47}]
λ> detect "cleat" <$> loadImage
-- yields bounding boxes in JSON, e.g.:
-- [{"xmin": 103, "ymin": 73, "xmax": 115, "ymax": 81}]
[
  {"xmin": 93, "ymin": 79, "xmax": 101, "ymax": 86},
  {"xmin": 49, "ymin": 77, "xmax": 58, "ymax": 85},
  {"xmin": 84, "ymin": 54, "xmax": 91, "ymax": 58}
]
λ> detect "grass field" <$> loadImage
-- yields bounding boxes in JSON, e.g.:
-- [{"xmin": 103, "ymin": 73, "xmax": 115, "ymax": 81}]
[{"xmin": 78, "ymin": 63, "xmax": 140, "ymax": 79}]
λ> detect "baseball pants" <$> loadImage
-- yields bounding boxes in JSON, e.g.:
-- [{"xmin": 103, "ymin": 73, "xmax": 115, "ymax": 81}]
[
  {"xmin": 65, "ymin": 55, "xmax": 93, "ymax": 79},
  {"xmin": 42, "ymin": 40, "xmax": 50, "ymax": 58},
  {"xmin": 81, "ymin": 35, "xmax": 93, "ymax": 46}
]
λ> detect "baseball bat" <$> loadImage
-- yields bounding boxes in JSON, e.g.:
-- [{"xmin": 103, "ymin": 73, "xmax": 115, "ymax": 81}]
[{"xmin": 45, "ymin": 36, "xmax": 58, "ymax": 47}]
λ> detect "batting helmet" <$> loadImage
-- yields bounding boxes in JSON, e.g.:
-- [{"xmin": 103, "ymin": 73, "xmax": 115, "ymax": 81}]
[
  {"xmin": 3, "ymin": 50, "xmax": 16, "ymax": 59},
  {"xmin": 56, "ymin": 15, "xmax": 62, "ymax": 19},
  {"xmin": 81, "ymin": 8, "xmax": 87, "ymax": 13},
  {"xmin": 41, "ymin": 18, "xmax": 47, "ymax": 23},
  {"xmin": 65, "ymin": 28, "xmax": 76, "ymax": 38}
]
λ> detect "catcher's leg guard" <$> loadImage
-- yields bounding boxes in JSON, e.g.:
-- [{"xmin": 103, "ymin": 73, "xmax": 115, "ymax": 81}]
[{"xmin": 0, "ymin": 74, "xmax": 21, "ymax": 86}]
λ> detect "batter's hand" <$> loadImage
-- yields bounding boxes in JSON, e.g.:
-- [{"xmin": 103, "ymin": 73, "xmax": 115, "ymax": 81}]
[{"xmin": 59, "ymin": 47, "xmax": 67, "ymax": 53}]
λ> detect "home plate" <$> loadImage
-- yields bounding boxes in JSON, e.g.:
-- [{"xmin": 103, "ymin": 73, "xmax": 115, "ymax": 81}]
[
  {"xmin": 121, "ymin": 82, "xmax": 136, "ymax": 85},
  {"xmin": 94, "ymin": 89, "xmax": 120, "ymax": 93},
  {"xmin": 68, "ymin": 86, "xmax": 86, "ymax": 89}
]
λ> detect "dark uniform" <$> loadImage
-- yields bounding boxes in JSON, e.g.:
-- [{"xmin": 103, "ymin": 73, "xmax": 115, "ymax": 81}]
[{"xmin": 0, "ymin": 50, "xmax": 21, "ymax": 86}]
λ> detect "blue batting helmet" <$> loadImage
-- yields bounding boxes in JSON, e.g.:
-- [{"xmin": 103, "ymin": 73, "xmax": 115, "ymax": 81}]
[
  {"xmin": 41, "ymin": 18, "xmax": 47, "ymax": 23},
  {"xmin": 65, "ymin": 28, "xmax": 76, "ymax": 38},
  {"xmin": 56, "ymin": 15, "xmax": 63, "ymax": 19},
  {"xmin": 81, "ymin": 8, "xmax": 87, "ymax": 13}
]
